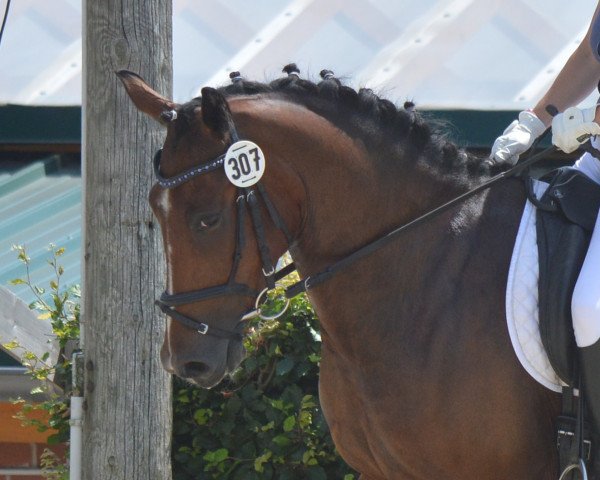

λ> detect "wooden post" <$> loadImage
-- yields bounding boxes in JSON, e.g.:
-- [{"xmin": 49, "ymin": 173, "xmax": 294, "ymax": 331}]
[{"xmin": 83, "ymin": 1, "xmax": 172, "ymax": 479}]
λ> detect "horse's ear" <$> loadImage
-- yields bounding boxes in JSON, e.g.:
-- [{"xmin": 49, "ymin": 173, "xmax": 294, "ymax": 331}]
[
  {"xmin": 116, "ymin": 70, "xmax": 177, "ymax": 123},
  {"xmin": 200, "ymin": 87, "xmax": 234, "ymax": 139}
]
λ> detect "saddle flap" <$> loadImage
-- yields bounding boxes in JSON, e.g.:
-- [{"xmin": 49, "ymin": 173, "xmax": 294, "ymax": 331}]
[
  {"xmin": 537, "ymin": 210, "xmax": 590, "ymax": 385},
  {"xmin": 535, "ymin": 168, "xmax": 596, "ymax": 385}
]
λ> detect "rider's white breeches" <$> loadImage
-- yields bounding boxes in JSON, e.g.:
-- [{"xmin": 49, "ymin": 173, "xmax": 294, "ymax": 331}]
[{"xmin": 572, "ymin": 147, "xmax": 600, "ymax": 347}]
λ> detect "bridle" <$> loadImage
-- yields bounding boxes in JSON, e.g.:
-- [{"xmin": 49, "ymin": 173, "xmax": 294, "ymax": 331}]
[
  {"xmin": 153, "ymin": 126, "xmax": 296, "ymax": 341},
  {"xmin": 154, "ymin": 117, "xmax": 558, "ymax": 342}
]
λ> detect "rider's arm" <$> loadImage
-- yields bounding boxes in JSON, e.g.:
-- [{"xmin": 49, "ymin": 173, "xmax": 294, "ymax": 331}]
[{"xmin": 531, "ymin": 1, "xmax": 600, "ymax": 127}]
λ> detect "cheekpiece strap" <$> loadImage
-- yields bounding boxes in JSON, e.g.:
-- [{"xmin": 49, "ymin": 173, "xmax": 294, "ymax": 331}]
[{"xmin": 153, "ymin": 149, "xmax": 225, "ymax": 189}]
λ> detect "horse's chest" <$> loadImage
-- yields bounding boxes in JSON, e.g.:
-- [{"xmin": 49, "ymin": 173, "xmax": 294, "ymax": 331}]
[{"xmin": 318, "ymin": 347, "xmax": 413, "ymax": 478}]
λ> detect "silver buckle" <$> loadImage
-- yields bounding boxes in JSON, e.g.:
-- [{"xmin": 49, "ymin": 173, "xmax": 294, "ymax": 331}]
[
  {"xmin": 262, "ymin": 265, "xmax": 276, "ymax": 277},
  {"xmin": 197, "ymin": 323, "xmax": 209, "ymax": 335}
]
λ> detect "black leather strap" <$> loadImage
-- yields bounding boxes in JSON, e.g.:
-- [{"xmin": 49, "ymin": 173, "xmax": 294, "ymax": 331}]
[
  {"xmin": 246, "ymin": 188, "xmax": 276, "ymax": 289},
  {"xmin": 157, "ymin": 283, "xmax": 258, "ymax": 307},
  {"xmin": 155, "ymin": 301, "xmax": 243, "ymax": 341}
]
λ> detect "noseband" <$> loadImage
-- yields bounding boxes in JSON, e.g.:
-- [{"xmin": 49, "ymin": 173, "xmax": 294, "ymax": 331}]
[{"xmin": 153, "ymin": 128, "xmax": 295, "ymax": 341}]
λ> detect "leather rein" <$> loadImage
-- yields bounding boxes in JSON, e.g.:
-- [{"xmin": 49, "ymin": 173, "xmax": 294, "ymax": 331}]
[{"xmin": 154, "ymin": 124, "xmax": 556, "ymax": 341}]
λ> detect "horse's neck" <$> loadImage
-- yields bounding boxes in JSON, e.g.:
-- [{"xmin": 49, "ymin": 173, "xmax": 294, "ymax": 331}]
[
  {"xmin": 289, "ymin": 144, "xmax": 470, "ymax": 278},
  {"xmin": 312, "ymin": 177, "xmax": 525, "ymax": 363}
]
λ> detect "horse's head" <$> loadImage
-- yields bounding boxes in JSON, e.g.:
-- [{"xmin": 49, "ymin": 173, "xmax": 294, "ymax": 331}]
[{"xmin": 118, "ymin": 71, "xmax": 296, "ymax": 387}]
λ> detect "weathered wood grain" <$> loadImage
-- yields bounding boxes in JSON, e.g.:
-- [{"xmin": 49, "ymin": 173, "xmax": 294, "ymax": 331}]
[{"xmin": 83, "ymin": 1, "xmax": 172, "ymax": 479}]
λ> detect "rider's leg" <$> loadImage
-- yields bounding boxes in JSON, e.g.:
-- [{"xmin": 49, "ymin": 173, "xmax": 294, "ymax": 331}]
[
  {"xmin": 572, "ymin": 150, "xmax": 600, "ymax": 450},
  {"xmin": 572, "ymin": 209, "xmax": 600, "ymax": 349},
  {"xmin": 573, "ymin": 209, "xmax": 600, "ymax": 432}
]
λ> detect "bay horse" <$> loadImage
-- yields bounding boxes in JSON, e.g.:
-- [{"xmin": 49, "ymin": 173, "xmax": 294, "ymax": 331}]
[{"xmin": 118, "ymin": 67, "xmax": 561, "ymax": 479}]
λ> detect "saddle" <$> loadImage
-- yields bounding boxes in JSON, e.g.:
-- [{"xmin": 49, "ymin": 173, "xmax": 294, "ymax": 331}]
[
  {"xmin": 533, "ymin": 167, "xmax": 600, "ymax": 385},
  {"xmin": 531, "ymin": 167, "xmax": 600, "ymax": 477}
]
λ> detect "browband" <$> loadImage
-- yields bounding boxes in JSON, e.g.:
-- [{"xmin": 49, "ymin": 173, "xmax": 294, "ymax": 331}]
[{"xmin": 153, "ymin": 149, "xmax": 225, "ymax": 189}]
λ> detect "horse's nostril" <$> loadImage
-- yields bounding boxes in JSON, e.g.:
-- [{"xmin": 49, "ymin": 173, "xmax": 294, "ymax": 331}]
[{"xmin": 182, "ymin": 361, "xmax": 209, "ymax": 378}]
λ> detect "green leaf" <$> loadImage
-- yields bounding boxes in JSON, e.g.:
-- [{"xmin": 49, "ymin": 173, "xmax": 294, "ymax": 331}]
[
  {"xmin": 254, "ymin": 450, "xmax": 272, "ymax": 473},
  {"xmin": 271, "ymin": 434, "xmax": 291, "ymax": 448},
  {"xmin": 2, "ymin": 340, "xmax": 19, "ymax": 350},
  {"xmin": 301, "ymin": 395, "xmax": 317, "ymax": 409},
  {"xmin": 283, "ymin": 416, "xmax": 296, "ymax": 432},
  {"xmin": 203, "ymin": 448, "xmax": 228, "ymax": 463},
  {"xmin": 193, "ymin": 408, "xmax": 212, "ymax": 426},
  {"xmin": 299, "ymin": 410, "xmax": 312, "ymax": 429},
  {"xmin": 303, "ymin": 449, "xmax": 318, "ymax": 465},
  {"xmin": 213, "ymin": 448, "xmax": 229, "ymax": 463},
  {"xmin": 176, "ymin": 391, "xmax": 190, "ymax": 404},
  {"xmin": 276, "ymin": 357, "xmax": 295, "ymax": 376},
  {"xmin": 261, "ymin": 420, "xmax": 275, "ymax": 432}
]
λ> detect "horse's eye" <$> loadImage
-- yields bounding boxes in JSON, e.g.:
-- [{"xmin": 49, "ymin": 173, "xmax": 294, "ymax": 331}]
[{"xmin": 191, "ymin": 213, "xmax": 221, "ymax": 232}]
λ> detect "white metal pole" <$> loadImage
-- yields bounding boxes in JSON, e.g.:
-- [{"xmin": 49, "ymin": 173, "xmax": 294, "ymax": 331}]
[
  {"xmin": 69, "ymin": 395, "xmax": 83, "ymax": 480},
  {"xmin": 70, "ymin": 351, "xmax": 84, "ymax": 480}
]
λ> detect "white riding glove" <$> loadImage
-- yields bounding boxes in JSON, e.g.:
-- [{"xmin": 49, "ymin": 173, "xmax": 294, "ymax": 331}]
[
  {"xmin": 490, "ymin": 110, "xmax": 546, "ymax": 164},
  {"xmin": 551, "ymin": 106, "xmax": 600, "ymax": 153}
]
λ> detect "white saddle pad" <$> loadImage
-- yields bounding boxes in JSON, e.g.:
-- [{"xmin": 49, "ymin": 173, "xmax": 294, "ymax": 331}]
[{"xmin": 506, "ymin": 179, "xmax": 566, "ymax": 392}]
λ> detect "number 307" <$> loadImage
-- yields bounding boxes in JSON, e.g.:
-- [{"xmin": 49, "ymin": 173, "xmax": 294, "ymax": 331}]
[{"xmin": 227, "ymin": 148, "xmax": 261, "ymax": 180}]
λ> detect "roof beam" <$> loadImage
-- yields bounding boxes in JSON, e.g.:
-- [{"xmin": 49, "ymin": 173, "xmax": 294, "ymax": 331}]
[
  {"xmin": 342, "ymin": 1, "xmax": 399, "ymax": 46},
  {"xmin": 357, "ymin": 0, "xmax": 501, "ymax": 94},
  {"xmin": 174, "ymin": 0, "xmax": 253, "ymax": 49},
  {"xmin": 497, "ymin": 0, "xmax": 565, "ymax": 58},
  {"xmin": 197, "ymin": 0, "xmax": 342, "ymax": 92},
  {"xmin": 13, "ymin": 39, "xmax": 81, "ymax": 105},
  {"xmin": 512, "ymin": 27, "xmax": 587, "ymax": 105}
]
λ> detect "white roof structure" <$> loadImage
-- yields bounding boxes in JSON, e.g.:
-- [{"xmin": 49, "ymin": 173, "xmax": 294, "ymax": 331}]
[{"xmin": 0, "ymin": 0, "xmax": 598, "ymax": 109}]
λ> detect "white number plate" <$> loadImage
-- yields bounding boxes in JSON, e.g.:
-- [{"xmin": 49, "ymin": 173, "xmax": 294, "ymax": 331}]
[{"xmin": 224, "ymin": 140, "xmax": 266, "ymax": 187}]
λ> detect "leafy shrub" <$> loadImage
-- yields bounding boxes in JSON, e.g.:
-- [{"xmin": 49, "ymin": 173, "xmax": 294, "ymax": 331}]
[
  {"xmin": 172, "ymin": 286, "xmax": 356, "ymax": 480},
  {"xmin": 3, "ymin": 245, "xmax": 79, "ymax": 479}
]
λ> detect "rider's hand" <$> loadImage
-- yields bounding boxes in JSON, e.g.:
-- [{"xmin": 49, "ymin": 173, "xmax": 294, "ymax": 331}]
[
  {"xmin": 490, "ymin": 111, "xmax": 546, "ymax": 165},
  {"xmin": 552, "ymin": 105, "xmax": 600, "ymax": 153}
]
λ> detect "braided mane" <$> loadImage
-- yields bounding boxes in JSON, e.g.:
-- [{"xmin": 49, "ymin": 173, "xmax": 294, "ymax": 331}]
[{"xmin": 184, "ymin": 65, "xmax": 495, "ymax": 179}]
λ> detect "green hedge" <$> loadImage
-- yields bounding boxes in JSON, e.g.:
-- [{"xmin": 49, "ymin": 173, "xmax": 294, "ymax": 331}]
[{"xmin": 171, "ymin": 290, "xmax": 355, "ymax": 479}]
